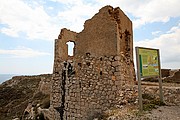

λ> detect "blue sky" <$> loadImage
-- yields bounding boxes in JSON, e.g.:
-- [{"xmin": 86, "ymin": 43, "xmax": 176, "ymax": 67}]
[{"xmin": 0, "ymin": 0, "xmax": 180, "ymax": 75}]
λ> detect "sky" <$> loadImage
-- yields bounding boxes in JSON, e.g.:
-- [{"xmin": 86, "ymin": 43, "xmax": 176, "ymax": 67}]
[{"xmin": 0, "ymin": 0, "xmax": 180, "ymax": 75}]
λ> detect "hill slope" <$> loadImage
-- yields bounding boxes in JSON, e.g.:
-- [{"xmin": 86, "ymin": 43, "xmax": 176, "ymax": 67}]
[{"xmin": 0, "ymin": 74, "xmax": 51, "ymax": 120}]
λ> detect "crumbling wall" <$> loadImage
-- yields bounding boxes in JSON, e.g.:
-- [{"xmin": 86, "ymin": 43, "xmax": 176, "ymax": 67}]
[
  {"xmin": 38, "ymin": 74, "xmax": 52, "ymax": 95},
  {"xmin": 51, "ymin": 28, "xmax": 77, "ymax": 120},
  {"xmin": 161, "ymin": 69, "xmax": 171, "ymax": 78},
  {"xmin": 51, "ymin": 5, "xmax": 136, "ymax": 120},
  {"xmin": 169, "ymin": 69, "xmax": 179, "ymax": 77},
  {"xmin": 76, "ymin": 6, "xmax": 117, "ymax": 56},
  {"xmin": 163, "ymin": 69, "xmax": 180, "ymax": 83},
  {"xmin": 108, "ymin": 6, "xmax": 135, "ymax": 82},
  {"xmin": 108, "ymin": 7, "xmax": 133, "ymax": 57},
  {"xmin": 55, "ymin": 28, "xmax": 77, "ymax": 62}
]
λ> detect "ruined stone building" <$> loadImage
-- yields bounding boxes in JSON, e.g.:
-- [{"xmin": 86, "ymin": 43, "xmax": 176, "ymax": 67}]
[{"xmin": 50, "ymin": 6, "xmax": 136, "ymax": 120}]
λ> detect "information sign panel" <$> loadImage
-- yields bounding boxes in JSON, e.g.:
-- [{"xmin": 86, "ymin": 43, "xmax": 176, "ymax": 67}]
[{"xmin": 137, "ymin": 47, "xmax": 160, "ymax": 77}]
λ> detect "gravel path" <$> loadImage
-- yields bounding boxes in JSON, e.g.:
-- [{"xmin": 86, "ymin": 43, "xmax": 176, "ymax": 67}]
[
  {"xmin": 104, "ymin": 105, "xmax": 180, "ymax": 120},
  {"xmin": 142, "ymin": 105, "xmax": 180, "ymax": 120}
]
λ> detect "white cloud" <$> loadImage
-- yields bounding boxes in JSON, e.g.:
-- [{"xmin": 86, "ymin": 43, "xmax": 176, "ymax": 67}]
[
  {"xmin": 48, "ymin": 7, "xmax": 54, "ymax": 10},
  {"xmin": 92, "ymin": 0, "xmax": 180, "ymax": 28},
  {"xmin": 135, "ymin": 23, "xmax": 180, "ymax": 69},
  {"xmin": 131, "ymin": 0, "xmax": 180, "ymax": 28},
  {"xmin": 0, "ymin": 0, "xmax": 59, "ymax": 40},
  {"xmin": 55, "ymin": 0, "xmax": 100, "ymax": 32},
  {"xmin": 50, "ymin": 0, "xmax": 80, "ymax": 5},
  {"xmin": 0, "ymin": 46, "xmax": 51, "ymax": 58},
  {"xmin": 152, "ymin": 31, "xmax": 162, "ymax": 36},
  {"xmin": 0, "ymin": 0, "xmax": 179, "ymax": 40},
  {"xmin": 53, "ymin": 0, "xmax": 180, "ymax": 29}
]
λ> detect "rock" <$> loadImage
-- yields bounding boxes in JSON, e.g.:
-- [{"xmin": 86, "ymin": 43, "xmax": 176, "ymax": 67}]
[{"xmin": 12, "ymin": 118, "xmax": 20, "ymax": 120}]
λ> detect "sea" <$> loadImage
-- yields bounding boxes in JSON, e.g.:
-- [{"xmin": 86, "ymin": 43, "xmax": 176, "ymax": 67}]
[{"xmin": 0, "ymin": 74, "xmax": 16, "ymax": 84}]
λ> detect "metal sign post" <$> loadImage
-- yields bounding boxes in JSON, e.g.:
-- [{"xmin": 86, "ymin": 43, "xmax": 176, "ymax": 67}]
[
  {"xmin": 135, "ymin": 47, "xmax": 164, "ymax": 111},
  {"xmin": 136, "ymin": 47, "xmax": 143, "ymax": 111},
  {"xmin": 157, "ymin": 50, "xmax": 164, "ymax": 102}
]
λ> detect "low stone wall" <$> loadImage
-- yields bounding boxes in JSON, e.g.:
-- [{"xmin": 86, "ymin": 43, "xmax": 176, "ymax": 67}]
[
  {"xmin": 49, "ymin": 82, "xmax": 179, "ymax": 120},
  {"xmin": 142, "ymin": 85, "xmax": 180, "ymax": 105},
  {"xmin": 38, "ymin": 74, "xmax": 52, "ymax": 94},
  {"xmin": 161, "ymin": 69, "xmax": 170, "ymax": 78},
  {"xmin": 163, "ymin": 70, "xmax": 180, "ymax": 84}
]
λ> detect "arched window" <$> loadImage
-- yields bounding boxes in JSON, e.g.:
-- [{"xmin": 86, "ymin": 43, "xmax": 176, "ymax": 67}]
[{"xmin": 66, "ymin": 41, "xmax": 75, "ymax": 56}]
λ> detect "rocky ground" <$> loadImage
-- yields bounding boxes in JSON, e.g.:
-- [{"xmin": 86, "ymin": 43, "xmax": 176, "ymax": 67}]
[
  {"xmin": 0, "ymin": 75, "xmax": 179, "ymax": 120},
  {"xmin": 103, "ymin": 105, "xmax": 180, "ymax": 120},
  {"xmin": 103, "ymin": 82, "xmax": 180, "ymax": 120}
]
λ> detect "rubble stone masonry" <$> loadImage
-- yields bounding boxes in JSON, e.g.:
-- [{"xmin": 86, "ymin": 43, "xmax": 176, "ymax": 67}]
[{"xmin": 50, "ymin": 5, "xmax": 136, "ymax": 120}]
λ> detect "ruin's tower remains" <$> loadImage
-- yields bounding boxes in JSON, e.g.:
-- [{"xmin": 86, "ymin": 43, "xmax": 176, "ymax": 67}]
[{"xmin": 51, "ymin": 5, "xmax": 136, "ymax": 120}]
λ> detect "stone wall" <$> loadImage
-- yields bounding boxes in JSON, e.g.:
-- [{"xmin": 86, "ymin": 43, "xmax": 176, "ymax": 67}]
[
  {"xmin": 76, "ymin": 7, "xmax": 117, "ymax": 56},
  {"xmin": 169, "ymin": 69, "xmax": 179, "ymax": 76},
  {"xmin": 163, "ymin": 69, "xmax": 180, "ymax": 83},
  {"xmin": 76, "ymin": 6, "xmax": 133, "ymax": 57},
  {"xmin": 161, "ymin": 69, "xmax": 171, "ymax": 78},
  {"xmin": 55, "ymin": 28, "xmax": 77, "ymax": 61},
  {"xmin": 142, "ymin": 85, "xmax": 180, "ymax": 105},
  {"xmin": 38, "ymin": 74, "xmax": 52, "ymax": 95},
  {"xmin": 51, "ymin": 54, "xmax": 135, "ymax": 119}
]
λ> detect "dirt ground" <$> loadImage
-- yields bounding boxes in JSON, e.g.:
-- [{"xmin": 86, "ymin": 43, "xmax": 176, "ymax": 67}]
[
  {"xmin": 141, "ymin": 105, "xmax": 180, "ymax": 120},
  {"xmin": 105, "ymin": 105, "xmax": 180, "ymax": 120},
  {"xmin": 117, "ymin": 82, "xmax": 180, "ymax": 120},
  {"xmin": 139, "ymin": 82, "xmax": 180, "ymax": 120}
]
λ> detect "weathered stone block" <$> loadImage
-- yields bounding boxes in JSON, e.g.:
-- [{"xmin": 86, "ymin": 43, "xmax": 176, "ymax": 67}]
[
  {"xmin": 114, "ymin": 56, "xmax": 121, "ymax": 61},
  {"xmin": 112, "ymin": 61, "xmax": 120, "ymax": 67}
]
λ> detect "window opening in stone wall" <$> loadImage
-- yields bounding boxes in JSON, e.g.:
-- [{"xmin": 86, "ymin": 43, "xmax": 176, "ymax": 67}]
[{"xmin": 66, "ymin": 41, "xmax": 75, "ymax": 56}]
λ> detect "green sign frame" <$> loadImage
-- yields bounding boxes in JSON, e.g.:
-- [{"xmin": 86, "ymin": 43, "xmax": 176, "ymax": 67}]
[
  {"xmin": 135, "ymin": 47, "xmax": 163, "ymax": 111},
  {"xmin": 137, "ymin": 47, "xmax": 160, "ymax": 77}
]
